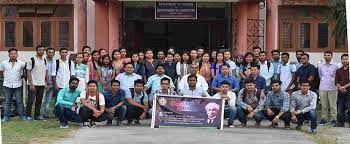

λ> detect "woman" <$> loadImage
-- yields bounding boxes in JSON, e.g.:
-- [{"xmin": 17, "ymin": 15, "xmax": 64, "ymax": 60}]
[
  {"xmin": 82, "ymin": 52, "xmax": 90, "ymax": 64},
  {"xmin": 234, "ymin": 52, "xmax": 245, "ymax": 84},
  {"xmin": 120, "ymin": 48, "xmax": 131, "ymax": 63},
  {"xmin": 176, "ymin": 51, "xmax": 191, "ymax": 81},
  {"xmin": 74, "ymin": 53, "xmax": 89, "ymax": 91},
  {"xmin": 100, "ymin": 55, "xmax": 115, "ymax": 92},
  {"xmin": 239, "ymin": 52, "xmax": 255, "ymax": 81},
  {"xmin": 99, "ymin": 49, "xmax": 108, "ymax": 58},
  {"xmin": 199, "ymin": 52, "xmax": 212, "ymax": 84},
  {"xmin": 87, "ymin": 50, "xmax": 103, "ymax": 92},
  {"xmin": 174, "ymin": 53, "xmax": 182, "ymax": 63},
  {"xmin": 111, "ymin": 50, "xmax": 124, "ymax": 75},
  {"xmin": 210, "ymin": 50, "xmax": 217, "ymax": 63},
  {"xmin": 211, "ymin": 52, "xmax": 228, "ymax": 77},
  {"xmin": 131, "ymin": 53, "xmax": 146, "ymax": 81}
]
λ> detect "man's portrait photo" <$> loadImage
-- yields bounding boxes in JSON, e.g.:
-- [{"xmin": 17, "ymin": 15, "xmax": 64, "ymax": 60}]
[{"xmin": 204, "ymin": 102, "xmax": 220, "ymax": 126}]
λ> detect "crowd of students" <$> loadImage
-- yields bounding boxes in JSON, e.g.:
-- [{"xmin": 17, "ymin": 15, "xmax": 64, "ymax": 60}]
[{"xmin": 0, "ymin": 45, "xmax": 349, "ymax": 135}]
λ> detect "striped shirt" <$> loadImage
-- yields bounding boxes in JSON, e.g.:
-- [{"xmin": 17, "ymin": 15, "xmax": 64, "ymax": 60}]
[
  {"xmin": 290, "ymin": 90, "xmax": 317, "ymax": 114},
  {"xmin": 264, "ymin": 90, "xmax": 290, "ymax": 112}
]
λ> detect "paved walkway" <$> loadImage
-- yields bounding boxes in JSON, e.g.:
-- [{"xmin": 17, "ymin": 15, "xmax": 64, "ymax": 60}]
[{"xmin": 57, "ymin": 120, "xmax": 314, "ymax": 144}]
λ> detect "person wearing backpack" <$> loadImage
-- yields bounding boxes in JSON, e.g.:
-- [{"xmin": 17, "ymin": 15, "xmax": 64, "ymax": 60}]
[
  {"xmin": 277, "ymin": 52, "xmax": 297, "ymax": 96},
  {"xmin": 52, "ymin": 48, "xmax": 75, "ymax": 102},
  {"xmin": 125, "ymin": 79, "xmax": 149, "ymax": 125},
  {"xmin": 257, "ymin": 51, "xmax": 274, "ymax": 91},
  {"xmin": 237, "ymin": 78, "xmax": 265, "ymax": 127},
  {"xmin": 79, "ymin": 80, "xmax": 108, "ymax": 128},
  {"xmin": 25, "ymin": 45, "xmax": 48, "ymax": 121}
]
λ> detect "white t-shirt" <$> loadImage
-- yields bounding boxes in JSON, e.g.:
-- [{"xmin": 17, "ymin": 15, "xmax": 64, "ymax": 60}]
[
  {"xmin": 277, "ymin": 62, "xmax": 297, "ymax": 91},
  {"xmin": 79, "ymin": 92, "xmax": 105, "ymax": 108}
]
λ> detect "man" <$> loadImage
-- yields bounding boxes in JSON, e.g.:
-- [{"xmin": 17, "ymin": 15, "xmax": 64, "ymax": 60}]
[
  {"xmin": 54, "ymin": 77, "xmax": 82, "ymax": 128},
  {"xmin": 237, "ymin": 78, "xmax": 265, "ymax": 127},
  {"xmin": 103, "ymin": 80, "xmax": 126, "ymax": 126},
  {"xmin": 125, "ymin": 79, "xmax": 149, "ymax": 125},
  {"xmin": 179, "ymin": 75, "xmax": 210, "ymax": 97},
  {"xmin": 257, "ymin": 51, "xmax": 274, "ymax": 91},
  {"xmin": 157, "ymin": 50, "xmax": 166, "ymax": 64},
  {"xmin": 290, "ymin": 80, "xmax": 317, "ymax": 134},
  {"xmin": 335, "ymin": 54, "xmax": 350, "ymax": 127},
  {"xmin": 223, "ymin": 51, "xmax": 237, "ymax": 77},
  {"xmin": 79, "ymin": 80, "xmax": 108, "ymax": 128},
  {"xmin": 271, "ymin": 50, "xmax": 281, "ymax": 80},
  {"xmin": 144, "ymin": 64, "xmax": 175, "ymax": 101},
  {"xmin": 154, "ymin": 77, "xmax": 177, "ymax": 95},
  {"xmin": 163, "ymin": 53, "xmax": 177, "ymax": 83},
  {"xmin": 0, "ymin": 48, "xmax": 27, "ymax": 122},
  {"xmin": 197, "ymin": 47, "xmax": 205, "ymax": 61},
  {"xmin": 39, "ymin": 47, "xmax": 56, "ymax": 120},
  {"xmin": 26, "ymin": 45, "xmax": 48, "ymax": 120},
  {"xmin": 138, "ymin": 51, "xmax": 145, "ymax": 62},
  {"xmin": 277, "ymin": 52, "xmax": 297, "ymax": 95},
  {"xmin": 296, "ymin": 53, "xmax": 317, "ymax": 92},
  {"xmin": 52, "ymin": 48, "xmax": 75, "ymax": 100},
  {"xmin": 115, "ymin": 62, "xmax": 142, "ymax": 92},
  {"xmin": 294, "ymin": 50, "xmax": 304, "ymax": 69},
  {"xmin": 190, "ymin": 49, "xmax": 199, "ymax": 64},
  {"xmin": 253, "ymin": 47, "xmax": 261, "ymax": 62},
  {"xmin": 243, "ymin": 64, "xmax": 266, "ymax": 92},
  {"xmin": 318, "ymin": 51, "xmax": 339, "ymax": 126},
  {"xmin": 263, "ymin": 80, "xmax": 291, "ymax": 128},
  {"xmin": 144, "ymin": 49, "xmax": 160, "ymax": 79},
  {"xmin": 211, "ymin": 64, "xmax": 239, "ymax": 93},
  {"xmin": 204, "ymin": 102, "xmax": 220, "ymax": 126},
  {"xmin": 178, "ymin": 64, "xmax": 208, "ymax": 92},
  {"xmin": 213, "ymin": 81, "xmax": 237, "ymax": 128}
]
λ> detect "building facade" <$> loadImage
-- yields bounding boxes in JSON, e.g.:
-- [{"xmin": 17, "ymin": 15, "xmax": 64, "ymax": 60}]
[{"xmin": 0, "ymin": 0, "xmax": 347, "ymax": 64}]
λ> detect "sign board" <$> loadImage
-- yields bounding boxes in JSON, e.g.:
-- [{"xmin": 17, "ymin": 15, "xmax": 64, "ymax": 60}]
[
  {"xmin": 155, "ymin": 2, "xmax": 197, "ymax": 19},
  {"xmin": 151, "ymin": 95, "xmax": 224, "ymax": 130}
]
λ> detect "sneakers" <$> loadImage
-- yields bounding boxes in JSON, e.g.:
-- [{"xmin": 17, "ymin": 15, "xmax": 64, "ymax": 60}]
[
  {"xmin": 318, "ymin": 119, "xmax": 327, "ymax": 125},
  {"xmin": 26, "ymin": 116, "xmax": 33, "ymax": 121},
  {"xmin": 106, "ymin": 120, "xmax": 112, "ymax": 126},
  {"xmin": 295, "ymin": 125, "xmax": 302, "ymax": 130},
  {"xmin": 90, "ymin": 120, "xmax": 96, "ymax": 127},
  {"xmin": 134, "ymin": 120, "xmax": 141, "ymax": 126},
  {"xmin": 269, "ymin": 123, "xmax": 278, "ymax": 128},
  {"xmin": 20, "ymin": 116, "xmax": 29, "ymax": 122},
  {"xmin": 126, "ymin": 120, "xmax": 133, "ymax": 126},
  {"xmin": 311, "ymin": 129, "xmax": 317, "ymax": 135},
  {"xmin": 1, "ymin": 117, "xmax": 9, "ymax": 123},
  {"xmin": 82, "ymin": 122, "xmax": 90, "ymax": 128},
  {"xmin": 228, "ymin": 125, "xmax": 235, "ymax": 128},
  {"xmin": 254, "ymin": 121, "xmax": 261, "ymax": 128},
  {"xmin": 284, "ymin": 124, "xmax": 291, "ymax": 129},
  {"xmin": 59, "ymin": 123, "xmax": 69, "ymax": 129},
  {"xmin": 238, "ymin": 123, "xmax": 246, "ymax": 128},
  {"xmin": 36, "ymin": 116, "xmax": 47, "ymax": 121},
  {"xmin": 116, "ymin": 121, "xmax": 123, "ymax": 126}
]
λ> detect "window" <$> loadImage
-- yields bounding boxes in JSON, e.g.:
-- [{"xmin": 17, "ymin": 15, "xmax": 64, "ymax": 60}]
[
  {"xmin": 23, "ymin": 21, "xmax": 33, "ymax": 47},
  {"xmin": 59, "ymin": 21, "xmax": 70, "ymax": 48},
  {"xmin": 2, "ymin": 6, "xmax": 18, "ymax": 17},
  {"xmin": 41, "ymin": 22, "xmax": 51, "ymax": 47},
  {"xmin": 55, "ymin": 7, "xmax": 72, "ymax": 17},
  {"xmin": 317, "ymin": 23, "xmax": 328, "ymax": 48},
  {"xmin": 5, "ymin": 21, "xmax": 16, "ymax": 47},
  {"xmin": 300, "ymin": 23, "xmax": 310, "ymax": 48},
  {"xmin": 282, "ymin": 23, "xmax": 293, "ymax": 48}
]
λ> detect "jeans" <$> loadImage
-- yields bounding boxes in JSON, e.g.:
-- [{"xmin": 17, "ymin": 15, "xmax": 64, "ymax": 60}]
[
  {"xmin": 100, "ymin": 105, "xmax": 127, "ymax": 121},
  {"xmin": 337, "ymin": 91, "xmax": 350, "ymax": 124},
  {"xmin": 3, "ymin": 86, "xmax": 25, "ymax": 118},
  {"xmin": 54, "ymin": 104, "xmax": 81, "ymax": 124},
  {"xmin": 79, "ymin": 106, "xmax": 109, "ymax": 122},
  {"xmin": 296, "ymin": 109, "xmax": 317, "ymax": 130},
  {"xmin": 126, "ymin": 105, "xmax": 144, "ymax": 121},
  {"xmin": 41, "ymin": 87, "xmax": 54, "ymax": 118},
  {"xmin": 26, "ymin": 86, "xmax": 45, "ymax": 118},
  {"xmin": 237, "ymin": 106, "xmax": 264, "ymax": 124},
  {"xmin": 53, "ymin": 88, "xmax": 63, "ymax": 104},
  {"xmin": 263, "ymin": 108, "xmax": 291, "ymax": 124},
  {"xmin": 224, "ymin": 106, "xmax": 237, "ymax": 125}
]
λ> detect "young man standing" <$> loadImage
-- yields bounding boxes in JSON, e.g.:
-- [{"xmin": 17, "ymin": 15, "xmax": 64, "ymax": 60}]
[
  {"xmin": 125, "ymin": 79, "xmax": 149, "ymax": 125},
  {"xmin": 252, "ymin": 47, "xmax": 261, "ymax": 62},
  {"xmin": 223, "ymin": 51, "xmax": 237, "ymax": 77},
  {"xmin": 290, "ymin": 80, "xmax": 318, "ymax": 134},
  {"xmin": 294, "ymin": 50, "xmax": 304, "ymax": 70},
  {"xmin": 277, "ymin": 52, "xmax": 297, "ymax": 95},
  {"xmin": 296, "ymin": 53, "xmax": 317, "ymax": 92},
  {"xmin": 318, "ymin": 51, "xmax": 339, "ymax": 126},
  {"xmin": 213, "ymin": 81, "xmax": 237, "ymax": 128},
  {"xmin": 103, "ymin": 80, "xmax": 126, "ymax": 126},
  {"xmin": 26, "ymin": 45, "xmax": 48, "ymax": 120},
  {"xmin": 163, "ymin": 53, "xmax": 177, "ymax": 84},
  {"xmin": 54, "ymin": 77, "xmax": 82, "ymax": 128},
  {"xmin": 179, "ymin": 75, "xmax": 210, "ymax": 97},
  {"xmin": 211, "ymin": 64, "xmax": 240, "ymax": 93},
  {"xmin": 263, "ymin": 80, "xmax": 291, "ymax": 128},
  {"xmin": 237, "ymin": 78, "xmax": 265, "ymax": 127},
  {"xmin": 244, "ymin": 64, "xmax": 266, "ymax": 92},
  {"xmin": 197, "ymin": 47, "xmax": 205, "ymax": 61},
  {"xmin": 335, "ymin": 54, "xmax": 350, "ymax": 127},
  {"xmin": 271, "ymin": 50, "xmax": 281, "ymax": 81},
  {"xmin": 39, "ymin": 47, "xmax": 55, "ymax": 120},
  {"xmin": 157, "ymin": 50, "xmax": 166, "ymax": 64},
  {"xmin": 144, "ymin": 49, "xmax": 160, "ymax": 79},
  {"xmin": 0, "ymin": 48, "xmax": 27, "ymax": 122},
  {"xmin": 257, "ymin": 51, "xmax": 274, "ymax": 91}
]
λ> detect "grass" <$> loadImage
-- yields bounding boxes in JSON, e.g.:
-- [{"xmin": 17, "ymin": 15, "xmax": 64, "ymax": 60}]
[{"xmin": 299, "ymin": 126, "xmax": 337, "ymax": 144}]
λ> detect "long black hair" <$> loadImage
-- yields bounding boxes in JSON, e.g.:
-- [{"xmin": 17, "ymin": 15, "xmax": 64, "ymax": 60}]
[
  {"xmin": 180, "ymin": 51, "xmax": 192, "ymax": 64},
  {"xmin": 91, "ymin": 50, "xmax": 101, "ymax": 70},
  {"xmin": 242, "ymin": 52, "xmax": 255, "ymax": 67}
]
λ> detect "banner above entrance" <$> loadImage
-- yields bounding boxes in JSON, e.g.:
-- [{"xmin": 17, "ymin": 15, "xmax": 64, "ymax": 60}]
[
  {"xmin": 119, "ymin": 0, "xmax": 249, "ymax": 2},
  {"xmin": 155, "ymin": 2, "xmax": 197, "ymax": 19}
]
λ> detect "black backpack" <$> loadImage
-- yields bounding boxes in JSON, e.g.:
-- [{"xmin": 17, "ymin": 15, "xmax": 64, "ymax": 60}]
[
  {"xmin": 56, "ymin": 59, "xmax": 72, "ymax": 75},
  {"xmin": 23, "ymin": 57, "xmax": 47, "ymax": 80},
  {"xmin": 130, "ymin": 88, "xmax": 145, "ymax": 105}
]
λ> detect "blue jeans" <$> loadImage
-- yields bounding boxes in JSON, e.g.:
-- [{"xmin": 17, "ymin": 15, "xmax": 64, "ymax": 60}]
[
  {"xmin": 237, "ymin": 106, "xmax": 264, "ymax": 124},
  {"xmin": 337, "ymin": 91, "xmax": 350, "ymax": 124},
  {"xmin": 3, "ymin": 86, "xmax": 25, "ymax": 118},
  {"xmin": 224, "ymin": 106, "xmax": 237, "ymax": 125},
  {"xmin": 100, "ymin": 105, "xmax": 127, "ymax": 121},
  {"xmin": 296, "ymin": 109, "xmax": 317, "ymax": 130},
  {"xmin": 41, "ymin": 87, "xmax": 54, "ymax": 118},
  {"xmin": 54, "ymin": 104, "xmax": 82, "ymax": 124}
]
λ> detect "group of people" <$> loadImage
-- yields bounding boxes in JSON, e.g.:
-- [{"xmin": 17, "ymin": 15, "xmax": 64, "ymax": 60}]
[{"xmin": 0, "ymin": 45, "xmax": 349, "ymax": 135}]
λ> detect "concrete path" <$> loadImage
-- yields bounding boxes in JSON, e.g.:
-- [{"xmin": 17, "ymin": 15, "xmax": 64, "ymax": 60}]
[{"xmin": 57, "ymin": 120, "xmax": 315, "ymax": 144}]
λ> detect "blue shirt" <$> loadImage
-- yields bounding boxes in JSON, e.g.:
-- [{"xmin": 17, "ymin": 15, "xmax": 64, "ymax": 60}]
[
  {"xmin": 211, "ymin": 74, "xmax": 240, "ymax": 90},
  {"xmin": 46, "ymin": 59, "xmax": 54, "ymax": 86},
  {"xmin": 297, "ymin": 63, "xmax": 317, "ymax": 81},
  {"xmin": 264, "ymin": 90, "xmax": 290, "ymax": 112},
  {"xmin": 271, "ymin": 60, "xmax": 282, "ymax": 80},
  {"xmin": 134, "ymin": 63, "xmax": 146, "ymax": 77},
  {"xmin": 55, "ymin": 87, "xmax": 81, "ymax": 109},
  {"xmin": 145, "ymin": 74, "xmax": 175, "ymax": 95},
  {"xmin": 243, "ymin": 76, "xmax": 266, "ymax": 91},
  {"xmin": 104, "ymin": 89, "xmax": 126, "ymax": 108}
]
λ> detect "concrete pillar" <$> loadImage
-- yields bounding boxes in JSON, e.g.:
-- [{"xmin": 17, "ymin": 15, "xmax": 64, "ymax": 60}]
[
  {"xmin": 109, "ymin": 1, "xmax": 121, "ymax": 54},
  {"xmin": 235, "ymin": 3, "xmax": 248, "ymax": 53},
  {"xmin": 95, "ymin": 0, "xmax": 109, "ymax": 50},
  {"xmin": 266, "ymin": 0, "xmax": 278, "ymax": 59},
  {"xmin": 76, "ymin": 0, "xmax": 87, "ymax": 52}
]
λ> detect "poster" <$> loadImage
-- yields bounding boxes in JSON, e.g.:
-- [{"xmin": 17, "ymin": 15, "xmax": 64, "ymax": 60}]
[
  {"xmin": 151, "ymin": 95, "xmax": 224, "ymax": 130},
  {"xmin": 155, "ymin": 2, "xmax": 197, "ymax": 19}
]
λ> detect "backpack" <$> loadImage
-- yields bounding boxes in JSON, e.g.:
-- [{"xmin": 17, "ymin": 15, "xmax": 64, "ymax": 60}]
[
  {"xmin": 130, "ymin": 88, "xmax": 144, "ymax": 105},
  {"xmin": 56, "ymin": 59, "xmax": 72, "ymax": 75},
  {"xmin": 242, "ymin": 88, "xmax": 262, "ymax": 104},
  {"xmin": 23, "ymin": 57, "xmax": 47, "ymax": 80}
]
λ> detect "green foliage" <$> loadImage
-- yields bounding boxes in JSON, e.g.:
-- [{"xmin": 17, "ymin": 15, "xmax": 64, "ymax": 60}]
[{"xmin": 328, "ymin": 0, "xmax": 347, "ymax": 47}]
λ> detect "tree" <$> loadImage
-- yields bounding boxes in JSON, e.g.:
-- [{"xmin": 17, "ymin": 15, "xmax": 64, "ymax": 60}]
[{"xmin": 328, "ymin": 0, "xmax": 347, "ymax": 47}]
